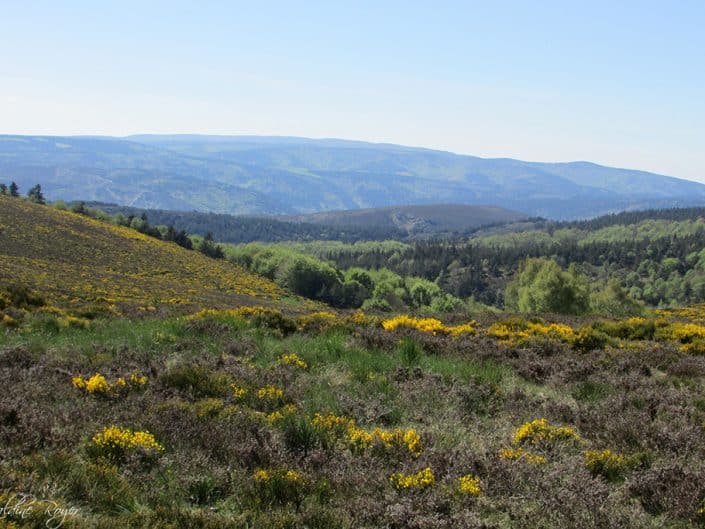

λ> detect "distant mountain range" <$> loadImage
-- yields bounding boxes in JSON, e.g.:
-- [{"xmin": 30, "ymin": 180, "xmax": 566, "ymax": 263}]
[{"xmin": 1, "ymin": 134, "xmax": 704, "ymax": 219}]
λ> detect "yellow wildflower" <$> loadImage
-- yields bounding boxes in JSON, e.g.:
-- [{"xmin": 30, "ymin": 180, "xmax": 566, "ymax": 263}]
[
  {"xmin": 457, "ymin": 474, "xmax": 482, "ymax": 496},
  {"xmin": 390, "ymin": 467, "xmax": 435, "ymax": 490},
  {"xmin": 279, "ymin": 353, "xmax": 308, "ymax": 369},
  {"xmin": 257, "ymin": 385, "xmax": 284, "ymax": 400},
  {"xmin": 85, "ymin": 373, "xmax": 110, "ymax": 394}
]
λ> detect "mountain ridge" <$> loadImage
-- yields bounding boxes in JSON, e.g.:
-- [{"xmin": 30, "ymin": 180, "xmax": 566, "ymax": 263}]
[{"xmin": 1, "ymin": 134, "xmax": 703, "ymax": 219}]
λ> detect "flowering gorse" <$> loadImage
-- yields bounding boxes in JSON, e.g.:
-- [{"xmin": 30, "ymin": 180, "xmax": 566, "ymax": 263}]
[
  {"xmin": 266, "ymin": 404, "xmax": 298, "ymax": 425},
  {"xmin": 252, "ymin": 468, "xmax": 307, "ymax": 506},
  {"xmin": 584, "ymin": 449, "xmax": 636, "ymax": 481},
  {"xmin": 389, "ymin": 467, "xmax": 435, "ymax": 490},
  {"xmin": 457, "ymin": 474, "xmax": 482, "ymax": 497},
  {"xmin": 347, "ymin": 425, "xmax": 423, "ymax": 456},
  {"xmin": 90, "ymin": 425, "xmax": 163, "ymax": 462},
  {"xmin": 311, "ymin": 413, "xmax": 423, "ymax": 456},
  {"xmin": 230, "ymin": 383, "xmax": 248, "ymax": 400},
  {"xmin": 72, "ymin": 372, "xmax": 148, "ymax": 395},
  {"xmin": 278, "ymin": 353, "xmax": 308, "ymax": 369},
  {"xmin": 498, "ymin": 446, "xmax": 547, "ymax": 465},
  {"xmin": 512, "ymin": 418, "xmax": 581, "ymax": 447},
  {"xmin": 257, "ymin": 385, "xmax": 285, "ymax": 400},
  {"xmin": 382, "ymin": 315, "xmax": 477, "ymax": 337}
]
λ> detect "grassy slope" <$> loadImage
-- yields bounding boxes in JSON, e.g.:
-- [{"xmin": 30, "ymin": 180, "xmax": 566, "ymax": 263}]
[
  {"xmin": 3, "ymin": 311, "xmax": 705, "ymax": 528},
  {"xmin": 0, "ymin": 197, "xmax": 287, "ymax": 313}
]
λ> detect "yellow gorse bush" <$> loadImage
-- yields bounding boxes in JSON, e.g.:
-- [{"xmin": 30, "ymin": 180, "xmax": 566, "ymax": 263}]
[
  {"xmin": 487, "ymin": 320, "xmax": 576, "ymax": 346},
  {"xmin": 296, "ymin": 311, "xmax": 338, "ymax": 332},
  {"xmin": 311, "ymin": 413, "xmax": 423, "ymax": 456},
  {"xmin": 347, "ymin": 425, "xmax": 423, "ymax": 456},
  {"xmin": 312, "ymin": 412, "xmax": 356, "ymax": 439},
  {"xmin": 584, "ymin": 449, "xmax": 636, "ymax": 481},
  {"xmin": 279, "ymin": 353, "xmax": 308, "ymax": 369},
  {"xmin": 382, "ymin": 315, "xmax": 477, "ymax": 337},
  {"xmin": 230, "ymin": 383, "xmax": 248, "ymax": 400},
  {"xmin": 512, "ymin": 418, "xmax": 581, "ymax": 447},
  {"xmin": 251, "ymin": 467, "xmax": 307, "ymax": 506},
  {"xmin": 661, "ymin": 322, "xmax": 705, "ymax": 343},
  {"xmin": 389, "ymin": 467, "xmax": 435, "ymax": 490},
  {"xmin": 457, "ymin": 474, "xmax": 482, "ymax": 497},
  {"xmin": 266, "ymin": 404, "xmax": 298, "ymax": 425},
  {"xmin": 73, "ymin": 372, "xmax": 148, "ymax": 395},
  {"xmin": 252, "ymin": 468, "xmax": 303, "ymax": 483},
  {"xmin": 497, "ymin": 447, "xmax": 547, "ymax": 465},
  {"xmin": 90, "ymin": 425, "xmax": 164, "ymax": 461},
  {"xmin": 257, "ymin": 385, "xmax": 285, "ymax": 400},
  {"xmin": 189, "ymin": 306, "xmax": 276, "ymax": 321}
]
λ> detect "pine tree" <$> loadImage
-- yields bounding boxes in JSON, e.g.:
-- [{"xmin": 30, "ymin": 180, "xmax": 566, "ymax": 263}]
[
  {"xmin": 9, "ymin": 182, "xmax": 19, "ymax": 197},
  {"xmin": 197, "ymin": 232, "xmax": 225, "ymax": 259},
  {"xmin": 0, "ymin": 184, "xmax": 7, "ymax": 195},
  {"xmin": 27, "ymin": 184, "xmax": 46, "ymax": 205}
]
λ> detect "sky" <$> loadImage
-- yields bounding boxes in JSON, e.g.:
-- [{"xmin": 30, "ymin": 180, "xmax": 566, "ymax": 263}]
[{"xmin": 1, "ymin": 1, "xmax": 704, "ymax": 181}]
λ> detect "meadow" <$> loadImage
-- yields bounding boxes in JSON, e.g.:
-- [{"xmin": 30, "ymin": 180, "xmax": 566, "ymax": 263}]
[
  {"xmin": 3, "ymin": 306, "xmax": 705, "ymax": 528},
  {"xmin": 4, "ymin": 196, "xmax": 705, "ymax": 528}
]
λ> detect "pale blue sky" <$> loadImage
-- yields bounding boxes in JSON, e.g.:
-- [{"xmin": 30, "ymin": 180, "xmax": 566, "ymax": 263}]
[{"xmin": 1, "ymin": 1, "xmax": 704, "ymax": 181}]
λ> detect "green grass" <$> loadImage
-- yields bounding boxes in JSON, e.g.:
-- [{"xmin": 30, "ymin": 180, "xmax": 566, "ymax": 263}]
[{"xmin": 4, "ymin": 312, "xmax": 705, "ymax": 528}]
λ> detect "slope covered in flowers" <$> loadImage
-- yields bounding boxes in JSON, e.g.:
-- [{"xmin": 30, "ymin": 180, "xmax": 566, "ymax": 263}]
[
  {"xmin": 5, "ymin": 304, "xmax": 705, "ymax": 528},
  {"xmin": 0, "ymin": 196, "xmax": 283, "ymax": 313}
]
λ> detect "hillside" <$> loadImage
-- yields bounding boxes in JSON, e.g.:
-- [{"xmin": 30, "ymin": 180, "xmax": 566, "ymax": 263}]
[
  {"xmin": 84, "ymin": 202, "xmax": 526, "ymax": 242},
  {"xmin": 0, "ymin": 196, "xmax": 285, "ymax": 314},
  {"xmin": 3, "ymin": 134, "xmax": 705, "ymax": 219},
  {"xmin": 82, "ymin": 202, "xmax": 408, "ymax": 243},
  {"xmin": 286, "ymin": 204, "xmax": 528, "ymax": 235}
]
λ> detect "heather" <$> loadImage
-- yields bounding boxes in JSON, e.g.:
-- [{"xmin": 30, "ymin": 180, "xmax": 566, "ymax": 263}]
[{"xmin": 4, "ymin": 306, "xmax": 705, "ymax": 528}]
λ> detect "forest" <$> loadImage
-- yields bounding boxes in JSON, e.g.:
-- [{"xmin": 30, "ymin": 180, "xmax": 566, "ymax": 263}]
[{"xmin": 232, "ymin": 215, "xmax": 705, "ymax": 312}]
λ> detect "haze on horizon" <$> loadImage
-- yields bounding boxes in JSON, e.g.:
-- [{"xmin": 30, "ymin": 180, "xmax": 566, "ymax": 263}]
[{"xmin": 1, "ymin": 1, "xmax": 704, "ymax": 182}]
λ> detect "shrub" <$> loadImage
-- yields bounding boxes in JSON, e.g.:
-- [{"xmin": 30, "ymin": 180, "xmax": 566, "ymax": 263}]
[
  {"xmin": 279, "ymin": 353, "xmax": 308, "ymax": 369},
  {"xmin": 88, "ymin": 425, "xmax": 164, "ymax": 463},
  {"xmin": 382, "ymin": 315, "xmax": 477, "ymax": 337},
  {"xmin": 346, "ymin": 425, "xmax": 423, "ymax": 457},
  {"xmin": 497, "ymin": 447, "xmax": 547, "ymax": 464},
  {"xmin": 571, "ymin": 326, "xmax": 613, "ymax": 352},
  {"xmin": 160, "ymin": 364, "xmax": 232, "ymax": 398},
  {"xmin": 505, "ymin": 258, "xmax": 590, "ymax": 315},
  {"xmin": 72, "ymin": 372, "xmax": 148, "ymax": 396},
  {"xmin": 512, "ymin": 418, "xmax": 581, "ymax": 450},
  {"xmin": 281, "ymin": 414, "xmax": 318, "ymax": 454},
  {"xmin": 0, "ymin": 283, "xmax": 45, "ymax": 309},
  {"xmin": 252, "ymin": 468, "xmax": 308, "ymax": 507},
  {"xmin": 584, "ymin": 449, "xmax": 635, "ymax": 482},
  {"xmin": 595, "ymin": 317, "xmax": 656, "ymax": 340},
  {"xmin": 457, "ymin": 474, "xmax": 482, "ymax": 497},
  {"xmin": 389, "ymin": 467, "xmax": 435, "ymax": 491},
  {"xmin": 398, "ymin": 336, "xmax": 423, "ymax": 366},
  {"xmin": 296, "ymin": 311, "xmax": 338, "ymax": 333}
]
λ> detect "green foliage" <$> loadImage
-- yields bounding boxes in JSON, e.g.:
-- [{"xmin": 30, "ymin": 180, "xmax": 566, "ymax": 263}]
[
  {"xmin": 398, "ymin": 336, "xmax": 423, "ymax": 366},
  {"xmin": 160, "ymin": 364, "xmax": 232, "ymax": 398},
  {"xmin": 505, "ymin": 258, "xmax": 590, "ymax": 315},
  {"xmin": 27, "ymin": 184, "xmax": 46, "ymax": 204},
  {"xmin": 590, "ymin": 280, "xmax": 645, "ymax": 317},
  {"xmin": 197, "ymin": 232, "xmax": 225, "ymax": 259},
  {"xmin": 0, "ymin": 283, "xmax": 45, "ymax": 309}
]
